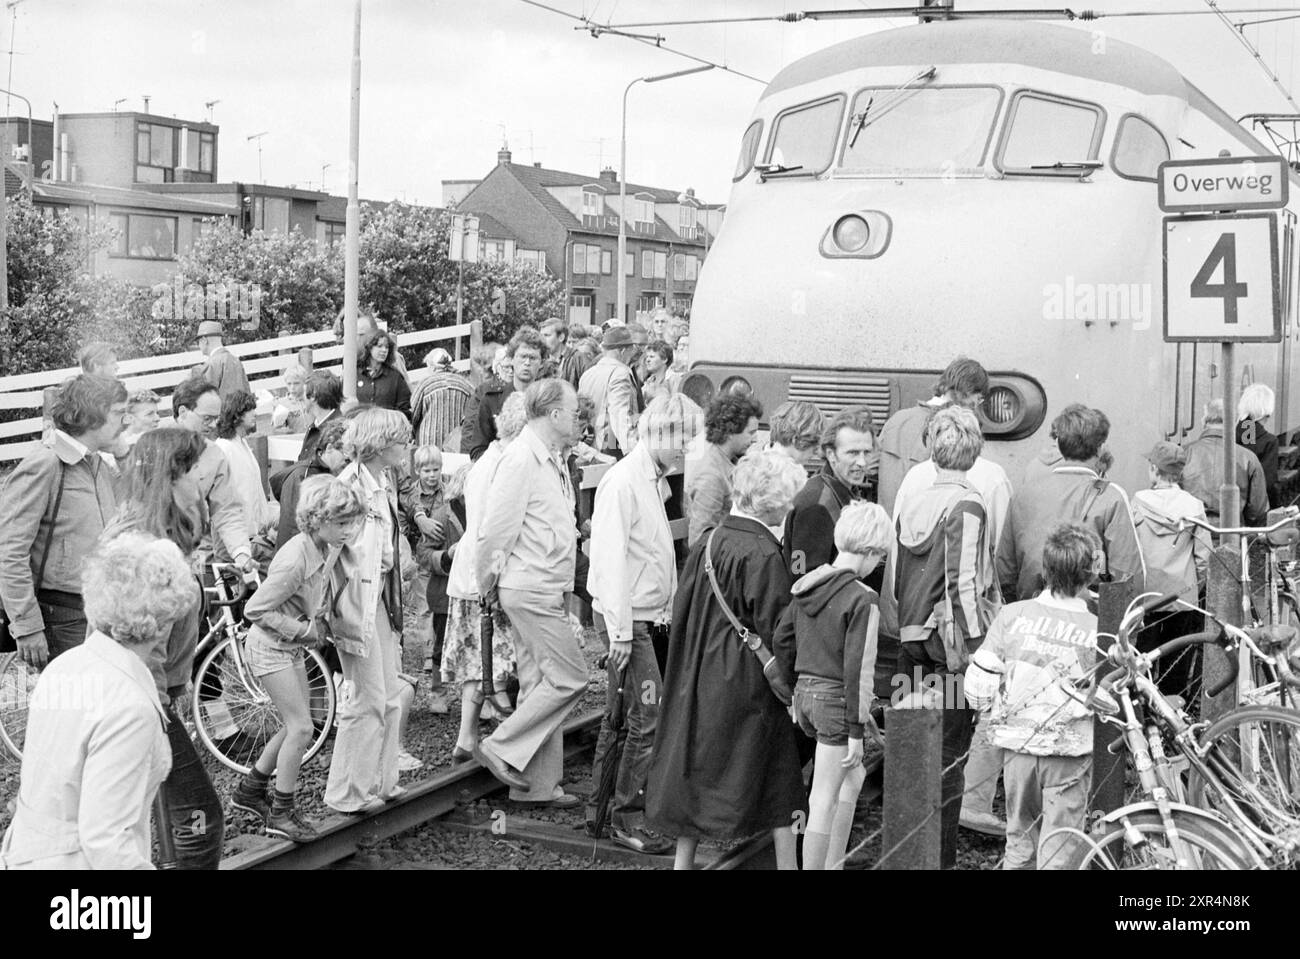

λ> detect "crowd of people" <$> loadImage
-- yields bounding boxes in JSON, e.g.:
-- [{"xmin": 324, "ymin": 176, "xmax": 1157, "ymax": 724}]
[{"xmin": 0, "ymin": 305, "xmax": 1285, "ymax": 871}]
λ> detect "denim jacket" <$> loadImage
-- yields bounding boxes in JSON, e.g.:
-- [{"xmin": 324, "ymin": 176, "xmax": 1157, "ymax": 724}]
[{"xmin": 245, "ymin": 532, "xmax": 331, "ymax": 648}]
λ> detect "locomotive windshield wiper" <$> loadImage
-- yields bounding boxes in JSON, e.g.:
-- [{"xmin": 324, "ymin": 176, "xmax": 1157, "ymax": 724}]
[
  {"xmin": 755, "ymin": 162, "xmax": 804, "ymax": 180},
  {"xmin": 848, "ymin": 96, "xmax": 875, "ymax": 149},
  {"xmin": 1029, "ymin": 160, "xmax": 1104, "ymax": 176}
]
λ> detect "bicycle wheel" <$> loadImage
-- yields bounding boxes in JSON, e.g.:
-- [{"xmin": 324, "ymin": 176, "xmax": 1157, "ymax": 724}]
[
  {"xmin": 192, "ymin": 638, "xmax": 336, "ymax": 775},
  {"xmin": 1080, "ymin": 810, "xmax": 1254, "ymax": 870},
  {"xmin": 1187, "ymin": 705, "xmax": 1300, "ymax": 850},
  {"xmin": 0, "ymin": 652, "xmax": 39, "ymax": 762}
]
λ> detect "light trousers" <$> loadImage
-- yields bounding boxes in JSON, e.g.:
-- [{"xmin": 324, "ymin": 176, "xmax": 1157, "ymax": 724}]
[
  {"xmin": 324, "ymin": 601, "xmax": 403, "ymax": 812},
  {"xmin": 484, "ymin": 587, "xmax": 588, "ymax": 802},
  {"xmin": 1002, "ymin": 752, "xmax": 1092, "ymax": 870}
]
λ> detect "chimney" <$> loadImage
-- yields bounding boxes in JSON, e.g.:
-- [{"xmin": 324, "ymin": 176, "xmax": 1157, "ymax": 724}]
[
  {"xmin": 686, "ymin": 187, "xmax": 695, "ymax": 198},
  {"xmin": 599, "ymin": 167, "xmax": 617, "ymax": 184},
  {"xmin": 497, "ymin": 144, "xmax": 512, "ymax": 165},
  {"xmin": 533, "ymin": 161, "xmax": 542, "ymax": 168},
  {"xmin": 142, "ymin": 95, "xmax": 151, "ymax": 113}
]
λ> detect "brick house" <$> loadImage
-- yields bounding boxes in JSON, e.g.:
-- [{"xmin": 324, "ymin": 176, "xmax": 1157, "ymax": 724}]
[{"xmin": 447, "ymin": 148, "xmax": 723, "ymax": 325}]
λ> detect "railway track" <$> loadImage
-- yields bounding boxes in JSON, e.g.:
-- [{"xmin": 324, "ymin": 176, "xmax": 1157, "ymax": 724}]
[{"xmin": 221, "ymin": 708, "xmax": 777, "ymax": 870}]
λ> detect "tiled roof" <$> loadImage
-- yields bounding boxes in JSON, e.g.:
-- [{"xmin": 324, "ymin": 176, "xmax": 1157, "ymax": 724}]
[
  {"xmin": 471, "ymin": 211, "xmax": 516, "ymax": 240},
  {"xmin": 498, "ymin": 162, "xmax": 713, "ymax": 248}
]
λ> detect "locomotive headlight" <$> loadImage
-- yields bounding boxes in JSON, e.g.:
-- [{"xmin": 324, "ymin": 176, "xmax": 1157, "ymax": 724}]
[
  {"xmin": 720, "ymin": 376, "xmax": 754, "ymax": 398},
  {"xmin": 832, "ymin": 214, "xmax": 870, "ymax": 253},
  {"xmin": 983, "ymin": 386, "xmax": 1021, "ymax": 426}
]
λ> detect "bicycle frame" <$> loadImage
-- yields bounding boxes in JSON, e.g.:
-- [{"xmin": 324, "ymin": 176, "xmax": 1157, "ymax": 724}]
[{"xmin": 195, "ymin": 564, "xmax": 268, "ymax": 707}]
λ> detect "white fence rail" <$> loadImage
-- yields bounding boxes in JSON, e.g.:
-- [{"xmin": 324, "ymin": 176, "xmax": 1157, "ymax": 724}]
[{"xmin": 0, "ymin": 323, "xmax": 479, "ymax": 463}]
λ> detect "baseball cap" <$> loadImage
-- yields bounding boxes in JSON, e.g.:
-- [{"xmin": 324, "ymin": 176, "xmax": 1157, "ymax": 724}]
[{"xmin": 1145, "ymin": 441, "xmax": 1186, "ymax": 476}]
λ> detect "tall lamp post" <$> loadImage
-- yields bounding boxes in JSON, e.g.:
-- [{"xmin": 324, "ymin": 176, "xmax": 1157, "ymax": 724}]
[{"xmin": 617, "ymin": 63, "xmax": 713, "ymax": 326}]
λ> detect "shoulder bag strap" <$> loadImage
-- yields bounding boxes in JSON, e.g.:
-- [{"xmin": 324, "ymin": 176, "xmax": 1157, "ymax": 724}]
[
  {"xmin": 34, "ymin": 463, "xmax": 67, "ymax": 592},
  {"xmin": 703, "ymin": 527, "xmax": 759, "ymax": 648}
]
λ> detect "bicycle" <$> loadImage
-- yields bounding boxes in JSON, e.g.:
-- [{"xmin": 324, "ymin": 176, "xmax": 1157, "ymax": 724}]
[
  {"xmin": 1062, "ymin": 591, "xmax": 1300, "ymax": 869},
  {"xmin": 1181, "ymin": 508, "xmax": 1300, "ymax": 710},
  {"xmin": 0, "ymin": 650, "xmax": 39, "ymax": 761},
  {"xmin": 189, "ymin": 564, "xmax": 337, "ymax": 775}
]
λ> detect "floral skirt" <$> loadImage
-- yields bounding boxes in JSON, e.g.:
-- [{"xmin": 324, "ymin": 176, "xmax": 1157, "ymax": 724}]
[{"xmin": 441, "ymin": 597, "xmax": 517, "ymax": 686}]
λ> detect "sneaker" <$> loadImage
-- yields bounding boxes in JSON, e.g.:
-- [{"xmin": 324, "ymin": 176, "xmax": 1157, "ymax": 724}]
[
  {"xmin": 427, "ymin": 688, "xmax": 450, "ymax": 715},
  {"xmin": 959, "ymin": 809, "xmax": 1007, "ymax": 837},
  {"xmin": 611, "ymin": 825, "xmax": 674, "ymax": 856},
  {"xmin": 266, "ymin": 807, "xmax": 318, "ymax": 843},
  {"xmin": 396, "ymin": 749, "xmax": 424, "ymax": 772},
  {"xmin": 230, "ymin": 783, "xmax": 271, "ymax": 823}
]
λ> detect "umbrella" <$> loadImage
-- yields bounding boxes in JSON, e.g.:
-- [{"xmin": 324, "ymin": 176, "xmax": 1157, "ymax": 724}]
[
  {"xmin": 590, "ymin": 662, "xmax": 630, "ymax": 841},
  {"xmin": 479, "ymin": 597, "xmax": 496, "ymax": 701},
  {"xmin": 153, "ymin": 787, "xmax": 178, "ymax": 869}
]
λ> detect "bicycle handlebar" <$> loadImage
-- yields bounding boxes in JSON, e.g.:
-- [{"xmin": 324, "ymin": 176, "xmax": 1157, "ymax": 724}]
[
  {"xmin": 206, "ymin": 564, "xmax": 255, "ymax": 607},
  {"xmin": 1180, "ymin": 507, "xmax": 1300, "ymax": 538}
]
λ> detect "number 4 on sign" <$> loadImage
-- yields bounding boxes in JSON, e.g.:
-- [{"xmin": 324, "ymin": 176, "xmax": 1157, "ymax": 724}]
[{"xmin": 1190, "ymin": 233, "xmax": 1248, "ymax": 325}]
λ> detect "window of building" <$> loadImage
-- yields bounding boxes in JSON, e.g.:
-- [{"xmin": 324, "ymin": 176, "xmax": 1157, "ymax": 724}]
[
  {"xmin": 573, "ymin": 243, "xmax": 604, "ymax": 275},
  {"xmin": 1111, "ymin": 114, "xmax": 1169, "ymax": 182},
  {"xmin": 582, "ymin": 189, "xmax": 602, "ymax": 217},
  {"xmin": 673, "ymin": 253, "xmax": 686, "ymax": 281},
  {"xmin": 483, "ymin": 239, "xmax": 507, "ymax": 262},
  {"xmin": 574, "ymin": 244, "xmax": 587, "ymax": 275},
  {"xmin": 686, "ymin": 255, "xmax": 699, "ymax": 281},
  {"xmin": 135, "ymin": 122, "xmax": 176, "ymax": 182},
  {"xmin": 624, "ymin": 253, "xmax": 634, "ymax": 277},
  {"xmin": 252, "ymin": 196, "xmax": 291, "ymax": 234},
  {"xmin": 200, "ymin": 132, "xmax": 215, "ymax": 173},
  {"xmin": 997, "ymin": 91, "xmax": 1104, "ymax": 175},
  {"xmin": 678, "ymin": 205, "xmax": 696, "ymax": 240},
  {"xmin": 516, "ymin": 249, "xmax": 545, "ymax": 272},
  {"xmin": 766, "ymin": 96, "xmax": 844, "ymax": 177},
  {"xmin": 190, "ymin": 217, "xmax": 212, "ymax": 251},
  {"xmin": 635, "ymin": 293, "xmax": 663, "ymax": 318},
  {"xmin": 324, "ymin": 221, "xmax": 346, "ymax": 248},
  {"xmin": 600, "ymin": 250, "xmax": 612, "ymax": 275},
  {"xmin": 633, "ymin": 196, "xmax": 655, "ymax": 235},
  {"xmin": 654, "ymin": 251, "xmax": 666, "ymax": 279},
  {"xmin": 840, "ymin": 86, "xmax": 1002, "ymax": 173},
  {"xmin": 673, "ymin": 296, "xmax": 692, "ymax": 316},
  {"xmin": 109, "ymin": 212, "xmax": 178, "ymax": 259},
  {"xmin": 641, "ymin": 250, "xmax": 653, "ymax": 278}
]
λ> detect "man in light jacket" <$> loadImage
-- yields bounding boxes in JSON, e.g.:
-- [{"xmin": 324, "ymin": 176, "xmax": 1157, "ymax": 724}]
[
  {"xmin": 474, "ymin": 378, "xmax": 587, "ymax": 806},
  {"xmin": 585, "ymin": 393, "xmax": 701, "ymax": 855},
  {"xmin": 579, "ymin": 325, "xmax": 642, "ymax": 459},
  {"xmin": 1180, "ymin": 398, "xmax": 1270, "ymax": 528},
  {"xmin": 0, "ymin": 374, "xmax": 127, "ymax": 668}
]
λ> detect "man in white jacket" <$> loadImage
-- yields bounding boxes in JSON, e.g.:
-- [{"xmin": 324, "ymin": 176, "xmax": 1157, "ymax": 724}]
[{"xmin": 585, "ymin": 394, "xmax": 701, "ymax": 855}]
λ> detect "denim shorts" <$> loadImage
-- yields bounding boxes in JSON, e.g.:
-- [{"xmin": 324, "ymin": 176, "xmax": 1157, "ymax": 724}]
[
  {"xmin": 244, "ymin": 631, "xmax": 304, "ymax": 678},
  {"xmin": 792, "ymin": 675, "xmax": 849, "ymax": 746}
]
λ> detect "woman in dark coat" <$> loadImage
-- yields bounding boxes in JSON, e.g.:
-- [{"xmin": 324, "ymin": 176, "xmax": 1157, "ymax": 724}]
[
  {"xmin": 357, "ymin": 330, "xmax": 412, "ymax": 419},
  {"xmin": 645, "ymin": 447, "xmax": 811, "ymax": 870},
  {"xmin": 1237, "ymin": 383, "xmax": 1281, "ymax": 508}
]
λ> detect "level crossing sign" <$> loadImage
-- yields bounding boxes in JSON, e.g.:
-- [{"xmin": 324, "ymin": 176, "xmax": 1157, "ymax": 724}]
[{"xmin": 1162, "ymin": 212, "xmax": 1280, "ymax": 343}]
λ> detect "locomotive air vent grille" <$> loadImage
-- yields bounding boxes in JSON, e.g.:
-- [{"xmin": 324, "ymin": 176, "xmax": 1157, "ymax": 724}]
[{"xmin": 786, "ymin": 372, "xmax": 894, "ymax": 426}]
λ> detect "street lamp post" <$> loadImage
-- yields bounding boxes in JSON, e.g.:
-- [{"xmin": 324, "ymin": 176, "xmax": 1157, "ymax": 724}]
[{"xmin": 617, "ymin": 63, "xmax": 713, "ymax": 327}]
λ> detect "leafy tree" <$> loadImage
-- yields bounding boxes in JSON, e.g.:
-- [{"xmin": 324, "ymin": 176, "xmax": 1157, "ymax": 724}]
[{"xmin": 174, "ymin": 221, "xmax": 343, "ymax": 342}]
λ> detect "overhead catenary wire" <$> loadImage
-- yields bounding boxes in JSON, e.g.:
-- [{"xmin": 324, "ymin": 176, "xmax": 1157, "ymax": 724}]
[
  {"xmin": 513, "ymin": 0, "xmax": 770, "ymax": 84},
  {"xmin": 598, "ymin": 6, "xmax": 1300, "ymax": 30},
  {"xmin": 1205, "ymin": 0, "xmax": 1300, "ymax": 111}
]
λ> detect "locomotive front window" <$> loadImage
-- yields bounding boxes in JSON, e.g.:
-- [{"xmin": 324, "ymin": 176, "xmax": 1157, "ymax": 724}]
[
  {"xmin": 765, "ymin": 96, "xmax": 844, "ymax": 177},
  {"xmin": 839, "ymin": 86, "xmax": 1002, "ymax": 172},
  {"xmin": 1111, "ymin": 114, "xmax": 1170, "ymax": 182},
  {"xmin": 997, "ymin": 91, "xmax": 1104, "ymax": 175},
  {"xmin": 733, "ymin": 119, "xmax": 764, "ymax": 181}
]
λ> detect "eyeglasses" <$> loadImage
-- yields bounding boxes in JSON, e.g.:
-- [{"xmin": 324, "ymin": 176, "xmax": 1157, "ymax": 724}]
[{"xmin": 199, "ymin": 414, "xmax": 220, "ymax": 426}]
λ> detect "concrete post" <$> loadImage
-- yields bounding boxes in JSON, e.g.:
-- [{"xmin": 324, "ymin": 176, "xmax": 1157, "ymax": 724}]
[
  {"xmin": 1203, "ymin": 545, "xmax": 1242, "ymax": 723},
  {"xmin": 1090, "ymin": 577, "xmax": 1135, "ymax": 814},
  {"xmin": 881, "ymin": 692, "xmax": 944, "ymax": 870}
]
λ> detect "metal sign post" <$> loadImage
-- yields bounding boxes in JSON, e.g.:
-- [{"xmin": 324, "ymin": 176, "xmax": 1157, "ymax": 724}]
[{"xmin": 1160, "ymin": 157, "xmax": 1283, "ymax": 548}]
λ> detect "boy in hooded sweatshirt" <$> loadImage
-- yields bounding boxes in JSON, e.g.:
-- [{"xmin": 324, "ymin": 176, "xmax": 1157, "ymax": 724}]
[
  {"xmin": 773, "ymin": 501, "xmax": 892, "ymax": 870},
  {"xmin": 1130, "ymin": 441, "xmax": 1209, "ymax": 696}
]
